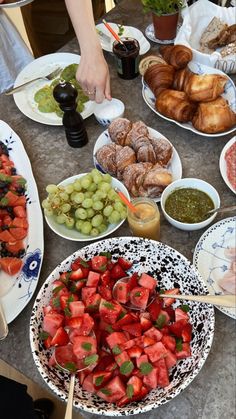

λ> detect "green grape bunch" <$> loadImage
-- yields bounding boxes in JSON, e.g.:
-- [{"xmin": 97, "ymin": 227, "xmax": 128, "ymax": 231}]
[{"xmin": 42, "ymin": 170, "xmax": 128, "ymax": 237}]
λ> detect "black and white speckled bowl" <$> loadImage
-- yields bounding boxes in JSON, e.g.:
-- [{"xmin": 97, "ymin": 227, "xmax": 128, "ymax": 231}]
[{"xmin": 30, "ymin": 237, "xmax": 215, "ymax": 416}]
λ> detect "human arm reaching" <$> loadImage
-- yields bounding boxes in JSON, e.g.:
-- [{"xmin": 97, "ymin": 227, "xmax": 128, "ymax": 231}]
[{"xmin": 65, "ymin": 0, "xmax": 111, "ymax": 103}]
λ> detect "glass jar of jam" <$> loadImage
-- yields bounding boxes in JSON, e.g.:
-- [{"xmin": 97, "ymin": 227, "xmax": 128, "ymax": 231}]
[
  {"xmin": 112, "ymin": 37, "xmax": 140, "ymax": 80},
  {"xmin": 127, "ymin": 197, "xmax": 160, "ymax": 241}
]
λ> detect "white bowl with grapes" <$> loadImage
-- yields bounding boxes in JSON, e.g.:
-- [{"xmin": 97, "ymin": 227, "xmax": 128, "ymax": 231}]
[{"xmin": 42, "ymin": 170, "xmax": 129, "ymax": 241}]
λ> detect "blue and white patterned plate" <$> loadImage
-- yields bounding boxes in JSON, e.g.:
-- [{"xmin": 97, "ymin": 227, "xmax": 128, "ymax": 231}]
[
  {"xmin": 142, "ymin": 61, "xmax": 236, "ymax": 137},
  {"xmin": 30, "ymin": 237, "xmax": 214, "ymax": 416},
  {"xmin": 0, "ymin": 120, "xmax": 44, "ymax": 324},
  {"xmin": 193, "ymin": 217, "xmax": 236, "ymax": 319}
]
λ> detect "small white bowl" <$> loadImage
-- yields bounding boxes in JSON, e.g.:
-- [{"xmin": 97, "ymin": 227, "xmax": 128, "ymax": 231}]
[
  {"xmin": 161, "ymin": 178, "xmax": 220, "ymax": 231},
  {"xmin": 93, "ymin": 98, "xmax": 125, "ymax": 126}
]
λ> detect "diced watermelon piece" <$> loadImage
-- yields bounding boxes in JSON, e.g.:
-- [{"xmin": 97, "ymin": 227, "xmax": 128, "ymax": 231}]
[
  {"xmin": 86, "ymin": 271, "xmax": 100, "ymax": 287},
  {"xmin": 99, "ymin": 298, "xmax": 122, "ymax": 324},
  {"xmin": 175, "ymin": 342, "xmax": 191, "ymax": 359},
  {"xmin": 5, "ymin": 240, "xmax": 24, "ymax": 254},
  {"xmin": 9, "ymin": 227, "xmax": 27, "ymax": 240},
  {"xmin": 114, "ymin": 350, "xmax": 131, "ymax": 367},
  {"xmin": 127, "ymin": 375, "xmax": 143, "ymax": 396},
  {"xmin": 161, "ymin": 335, "xmax": 176, "ymax": 352},
  {"xmin": 144, "ymin": 341, "xmax": 167, "ymax": 363},
  {"xmin": 42, "ymin": 312, "xmax": 64, "ymax": 337},
  {"xmin": 73, "ymin": 336, "xmax": 97, "ymax": 359},
  {"xmin": 110, "ymin": 263, "xmax": 126, "ymax": 280},
  {"xmin": 142, "ymin": 335, "xmax": 156, "ymax": 348},
  {"xmin": 136, "ymin": 354, "xmax": 149, "ymax": 368},
  {"xmin": 175, "ymin": 307, "xmax": 190, "ymax": 322},
  {"xmin": 113, "ymin": 280, "xmax": 130, "ymax": 304},
  {"xmin": 13, "ymin": 206, "xmax": 27, "ymax": 218},
  {"xmin": 85, "ymin": 293, "xmax": 101, "ymax": 311},
  {"xmin": 130, "ymin": 287, "xmax": 149, "ymax": 310},
  {"xmin": 69, "ymin": 301, "xmax": 85, "ymax": 317},
  {"xmin": 144, "ymin": 327, "xmax": 162, "ymax": 342},
  {"xmin": 11, "ymin": 217, "xmax": 28, "ymax": 229},
  {"xmin": 92, "ymin": 371, "xmax": 113, "ymax": 388},
  {"xmin": 82, "ymin": 373, "xmax": 96, "ymax": 393},
  {"xmin": 156, "ymin": 358, "xmax": 170, "ymax": 387},
  {"xmin": 121, "ymin": 323, "xmax": 142, "ymax": 337},
  {"xmin": 164, "ymin": 350, "xmax": 177, "ymax": 369},
  {"xmin": 97, "ymin": 376, "xmax": 126, "ymax": 403},
  {"xmin": 138, "ymin": 273, "xmax": 157, "ymax": 291},
  {"xmin": 98, "ymin": 285, "xmax": 112, "ymax": 300},
  {"xmin": 81, "ymin": 287, "xmax": 96, "ymax": 302},
  {"xmin": 139, "ymin": 312, "xmax": 152, "ymax": 331},
  {"xmin": 0, "ymin": 230, "xmax": 15, "ymax": 242},
  {"xmin": 143, "ymin": 367, "xmax": 158, "ymax": 389},
  {"xmin": 106, "ymin": 332, "xmax": 128, "ymax": 350}
]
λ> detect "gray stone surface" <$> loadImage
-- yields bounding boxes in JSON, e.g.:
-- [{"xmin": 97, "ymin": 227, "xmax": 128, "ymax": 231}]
[{"xmin": 0, "ymin": 1, "xmax": 235, "ymax": 418}]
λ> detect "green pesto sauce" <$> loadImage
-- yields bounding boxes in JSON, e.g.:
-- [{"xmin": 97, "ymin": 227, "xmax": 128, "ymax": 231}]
[{"xmin": 165, "ymin": 188, "xmax": 214, "ymax": 223}]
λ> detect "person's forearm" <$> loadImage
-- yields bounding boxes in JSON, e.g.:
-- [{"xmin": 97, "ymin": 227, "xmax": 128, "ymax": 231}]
[{"xmin": 65, "ymin": 0, "xmax": 101, "ymax": 54}]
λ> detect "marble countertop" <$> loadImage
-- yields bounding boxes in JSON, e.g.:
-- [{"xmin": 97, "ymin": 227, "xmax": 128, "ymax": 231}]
[{"xmin": 0, "ymin": 1, "xmax": 235, "ymax": 418}]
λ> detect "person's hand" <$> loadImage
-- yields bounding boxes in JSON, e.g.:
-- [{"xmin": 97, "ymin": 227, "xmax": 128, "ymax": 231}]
[{"xmin": 76, "ymin": 49, "xmax": 111, "ymax": 103}]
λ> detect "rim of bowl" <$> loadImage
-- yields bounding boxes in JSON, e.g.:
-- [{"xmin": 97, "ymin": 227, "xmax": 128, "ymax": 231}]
[
  {"xmin": 160, "ymin": 178, "xmax": 221, "ymax": 228},
  {"xmin": 94, "ymin": 98, "xmax": 125, "ymax": 119}
]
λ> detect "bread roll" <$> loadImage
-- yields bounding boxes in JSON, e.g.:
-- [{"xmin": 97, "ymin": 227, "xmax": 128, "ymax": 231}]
[
  {"xmin": 155, "ymin": 89, "xmax": 197, "ymax": 123},
  {"xmin": 159, "ymin": 45, "xmax": 193, "ymax": 69},
  {"xmin": 139, "ymin": 54, "xmax": 167, "ymax": 76},
  {"xmin": 192, "ymin": 97, "xmax": 236, "ymax": 134},
  {"xmin": 199, "ymin": 17, "xmax": 228, "ymax": 50},
  {"xmin": 184, "ymin": 73, "xmax": 228, "ymax": 102}
]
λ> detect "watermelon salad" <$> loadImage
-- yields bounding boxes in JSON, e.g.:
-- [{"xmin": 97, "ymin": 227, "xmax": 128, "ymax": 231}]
[
  {"xmin": 41, "ymin": 253, "xmax": 192, "ymax": 406},
  {"xmin": 0, "ymin": 141, "xmax": 28, "ymax": 276}
]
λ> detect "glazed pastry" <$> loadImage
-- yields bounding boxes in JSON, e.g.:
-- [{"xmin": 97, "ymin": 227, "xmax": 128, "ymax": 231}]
[
  {"xmin": 184, "ymin": 73, "xmax": 228, "ymax": 102},
  {"xmin": 95, "ymin": 143, "xmax": 118, "ymax": 176},
  {"xmin": 159, "ymin": 45, "xmax": 193, "ymax": 70},
  {"xmin": 155, "ymin": 89, "xmax": 197, "ymax": 123},
  {"xmin": 144, "ymin": 63, "xmax": 175, "ymax": 98},
  {"xmin": 129, "ymin": 135, "xmax": 156, "ymax": 164},
  {"xmin": 139, "ymin": 54, "xmax": 167, "ymax": 76},
  {"xmin": 192, "ymin": 97, "xmax": 236, "ymax": 134},
  {"xmin": 143, "ymin": 164, "xmax": 172, "ymax": 197},
  {"xmin": 108, "ymin": 117, "xmax": 132, "ymax": 146},
  {"xmin": 172, "ymin": 67, "xmax": 192, "ymax": 91},
  {"xmin": 125, "ymin": 121, "xmax": 149, "ymax": 146},
  {"xmin": 122, "ymin": 162, "xmax": 153, "ymax": 197},
  {"xmin": 116, "ymin": 146, "xmax": 136, "ymax": 180},
  {"xmin": 149, "ymin": 136, "xmax": 173, "ymax": 167}
]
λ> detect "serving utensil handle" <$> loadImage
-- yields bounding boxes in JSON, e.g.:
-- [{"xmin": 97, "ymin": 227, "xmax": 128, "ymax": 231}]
[
  {"xmin": 160, "ymin": 294, "xmax": 236, "ymax": 308},
  {"xmin": 0, "ymin": 301, "xmax": 8, "ymax": 340},
  {"xmin": 64, "ymin": 373, "xmax": 75, "ymax": 419}
]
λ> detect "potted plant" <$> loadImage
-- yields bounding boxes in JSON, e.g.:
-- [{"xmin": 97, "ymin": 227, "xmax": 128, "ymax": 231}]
[{"xmin": 141, "ymin": 0, "xmax": 185, "ymax": 41}]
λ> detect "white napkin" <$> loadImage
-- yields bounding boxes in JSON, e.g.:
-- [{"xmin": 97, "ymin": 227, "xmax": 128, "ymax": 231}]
[
  {"xmin": 0, "ymin": 10, "xmax": 33, "ymax": 94},
  {"xmin": 175, "ymin": 0, "xmax": 236, "ymax": 73}
]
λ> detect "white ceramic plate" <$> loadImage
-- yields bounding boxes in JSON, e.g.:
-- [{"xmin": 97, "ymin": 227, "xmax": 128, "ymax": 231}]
[
  {"xmin": 44, "ymin": 173, "xmax": 129, "ymax": 241},
  {"xmin": 0, "ymin": 0, "xmax": 33, "ymax": 8},
  {"xmin": 0, "ymin": 120, "xmax": 44, "ymax": 324},
  {"xmin": 145, "ymin": 23, "xmax": 181, "ymax": 45},
  {"xmin": 193, "ymin": 216, "xmax": 236, "ymax": 319},
  {"xmin": 96, "ymin": 23, "xmax": 151, "ymax": 55},
  {"xmin": 93, "ymin": 126, "xmax": 182, "ymax": 202},
  {"xmin": 219, "ymin": 136, "xmax": 236, "ymax": 194},
  {"xmin": 30, "ymin": 237, "xmax": 215, "ymax": 416},
  {"xmin": 142, "ymin": 61, "xmax": 236, "ymax": 137},
  {"xmin": 13, "ymin": 53, "xmax": 96, "ymax": 126}
]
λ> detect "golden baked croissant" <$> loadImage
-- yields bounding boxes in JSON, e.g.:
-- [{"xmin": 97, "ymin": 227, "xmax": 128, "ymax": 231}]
[
  {"xmin": 159, "ymin": 45, "xmax": 193, "ymax": 70},
  {"xmin": 116, "ymin": 146, "xmax": 136, "ymax": 180},
  {"xmin": 192, "ymin": 97, "xmax": 236, "ymax": 134},
  {"xmin": 144, "ymin": 63, "xmax": 175, "ymax": 98},
  {"xmin": 95, "ymin": 143, "xmax": 120, "ymax": 177},
  {"xmin": 155, "ymin": 89, "xmax": 197, "ymax": 123},
  {"xmin": 149, "ymin": 137, "xmax": 173, "ymax": 167},
  {"xmin": 184, "ymin": 73, "xmax": 228, "ymax": 102},
  {"xmin": 172, "ymin": 67, "xmax": 193, "ymax": 91}
]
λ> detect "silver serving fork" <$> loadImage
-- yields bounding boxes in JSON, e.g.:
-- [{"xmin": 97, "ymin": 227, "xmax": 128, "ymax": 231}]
[{"xmin": 5, "ymin": 67, "xmax": 62, "ymax": 95}]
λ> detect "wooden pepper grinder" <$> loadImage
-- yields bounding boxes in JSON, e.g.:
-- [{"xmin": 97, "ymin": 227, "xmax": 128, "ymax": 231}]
[{"xmin": 53, "ymin": 81, "xmax": 88, "ymax": 148}]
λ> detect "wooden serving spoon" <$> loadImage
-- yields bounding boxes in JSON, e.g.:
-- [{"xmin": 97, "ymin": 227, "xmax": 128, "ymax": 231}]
[{"xmin": 159, "ymin": 293, "xmax": 236, "ymax": 308}]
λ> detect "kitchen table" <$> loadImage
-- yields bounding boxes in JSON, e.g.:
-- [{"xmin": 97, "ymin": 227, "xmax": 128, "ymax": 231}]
[{"xmin": 0, "ymin": 1, "xmax": 235, "ymax": 418}]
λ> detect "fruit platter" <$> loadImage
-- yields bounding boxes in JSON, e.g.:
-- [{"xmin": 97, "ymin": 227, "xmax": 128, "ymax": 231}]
[
  {"xmin": 0, "ymin": 120, "xmax": 43, "ymax": 323},
  {"xmin": 30, "ymin": 237, "xmax": 214, "ymax": 416}
]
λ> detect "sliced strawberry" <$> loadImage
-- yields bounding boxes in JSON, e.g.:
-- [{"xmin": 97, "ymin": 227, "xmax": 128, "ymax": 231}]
[
  {"xmin": 11, "ymin": 217, "xmax": 28, "ymax": 229},
  {"xmin": 91, "ymin": 255, "xmax": 108, "ymax": 272},
  {"xmin": 161, "ymin": 335, "xmax": 176, "ymax": 352},
  {"xmin": 9, "ymin": 227, "xmax": 27, "ymax": 240},
  {"xmin": 97, "ymin": 285, "xmax": 112, "ymax": 300},
  {"xmin": 117, "ymin": 257, "xmax": 133, "ymax": 271},
  {"xmin": 175, "ymin": 307, "xmax": 190, "ymax": 322},
  {"xmin": 162, "ymin": 288, "xmax": 180, "ymax": 307},
  {"xmin": 96, "ymin": 376, "xmax": 126, "ymax": 403},
  {"xmin": 181, "ymin": 323, "xmax": 192, "ymax": 342},
  {"xmin": 127, "ymin": 345, "xmax": 143, "ymax": 359},
  {"xmin": 100, "ymin": 270, "xmax": 111, "ymax": 287},
  {"xmin": 51, "ymin": 326, "xmax": 69, "ymax": 347},
  {"xmin": 0, "ymin": 256, "xmax": 23, "ymax": 275},
  {"xmin": 127, "ymin": 272, "xmax": 139, "ymax": 290},
  {"xmin": 175, "ymin": 342, "xmax": 191, "ymax": 359},
  {"xmin": 168, "ymin": 319, "xmax": 188, "ymax": 338},
  {"xmin": 0, "ymin": 229, "xmax": 16, "ymax": 242},
  {"xmin": 92, "ymin": 371, "xmax": 113, "ymax": 389},
  {"xmin": 147, "ymin": 298, "xmax": 163, "ymax": 321},
  {"xmin": 121, "ymin": 323, "xmax": 142, "ymax": 337},
  {"xmin": 69, "ymin": 268, "xmax": 84, "ymax": 281},
  {"xmin": 110, "ymin": 263, "xmax": 126, "ymax": 280}
]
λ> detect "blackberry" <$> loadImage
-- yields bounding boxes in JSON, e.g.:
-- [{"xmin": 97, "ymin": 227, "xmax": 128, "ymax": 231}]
[
  {"xmin": 11, "ymin": 167, "xmax": 17, "ymax": 175},
  {"xmin": 0, "ymin": 141, "xmax": 9, "ymax": 156}
]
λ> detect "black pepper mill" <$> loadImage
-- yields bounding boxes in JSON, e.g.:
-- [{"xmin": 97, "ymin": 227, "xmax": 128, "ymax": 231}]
[{"xmin": 53, "ymin": 81, "xmax": 88, "ymax": 148}]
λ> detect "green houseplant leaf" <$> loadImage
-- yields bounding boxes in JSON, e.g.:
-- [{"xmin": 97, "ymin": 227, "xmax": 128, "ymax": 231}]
[{"xmin": 141, "ymin": 0, "xmax": 185, "ymax": 16}]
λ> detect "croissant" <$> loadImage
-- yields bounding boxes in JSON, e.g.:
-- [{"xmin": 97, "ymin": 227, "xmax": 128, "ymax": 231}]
[
  {"xmin": 116, "ymin": 146, "xmax": 136, "ymax": 180},
  {"xmin": 144, "ymin": 63, "xmax": 175, "ymax": 98},
  {"xmin": 159, "ymin": 45, "xmax": 193, "ymax": 70},
  {"xmin": 122, "ymin": 162, "xmax": 172, "ymax": 198},
  {"xmin": 184, "ymin": 74, "xmax": 228, "ymax": 102},
  {"xmin": 95, "ymin": 143, "xmax": 120, "ymax": 176},
  {"xmin": 155, "ymin": 89, "xmax": 197, "ymax": 123},
  {"xmin": 108, "ymin": 118, "xmax": 132, "ymax": 146},
  {"xmin": 172, "ymin": 67, "xmax": 193, "ymax": 91},
  {"xmin": 192, "ymin": 97, "xmax": 236, "ymax": 134},
  {"xmin": 148, "ymin": 137, "xmax": 173, "ymax": 167},
  {"xmin": 125, "ymin": 121, "xmax": 149, "ymax": 146}
]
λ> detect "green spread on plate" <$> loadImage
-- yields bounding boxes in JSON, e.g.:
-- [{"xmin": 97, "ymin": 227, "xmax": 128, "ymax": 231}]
[
  {"xmin": 34, "ymin": 64, "xmax": 89, "ymax": 117},
  {"xmin": 165, "ymin": 188, "xmax": 214, "ymax": 223}
]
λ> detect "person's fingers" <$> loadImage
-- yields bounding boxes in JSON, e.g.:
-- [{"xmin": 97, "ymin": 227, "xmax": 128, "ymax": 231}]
[
  {"xmin": 105, "ymin": 76, "xmax": 111, "ymax": 101},
  {"xmin": 95, "ymin": 87, "xmax": 105, "ymax": 103}
]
